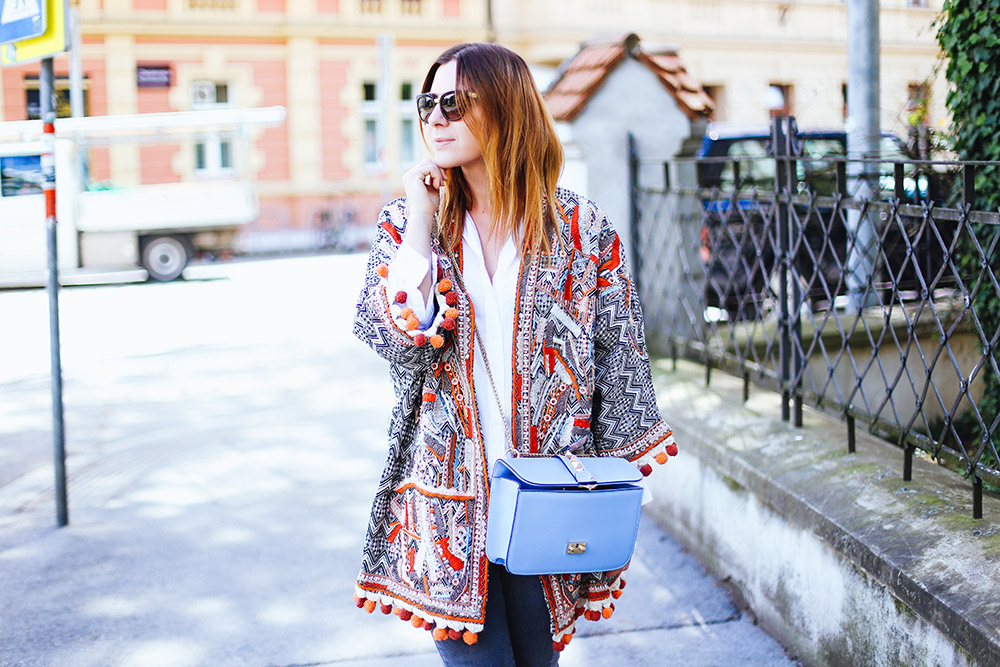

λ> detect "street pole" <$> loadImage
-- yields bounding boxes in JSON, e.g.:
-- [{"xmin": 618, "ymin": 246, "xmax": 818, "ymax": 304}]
[
  {"xmin": 845, "ymin": 0, "xmax": 880, "ymax": 311},
  {"xmin": 41, "ymin": 57, "xmax": 69, "ymax": 527}
]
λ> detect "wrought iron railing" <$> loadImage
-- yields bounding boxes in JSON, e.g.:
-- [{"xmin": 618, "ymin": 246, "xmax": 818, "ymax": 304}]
[{"xmin": 630, "ymin": 117, "xmax": 1000, "ymax": 518}]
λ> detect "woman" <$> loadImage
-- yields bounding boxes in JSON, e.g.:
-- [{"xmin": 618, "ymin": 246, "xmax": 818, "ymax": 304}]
[{"xmin": 353, "ymin": 42, "xmax": 677, "ymax": 666}]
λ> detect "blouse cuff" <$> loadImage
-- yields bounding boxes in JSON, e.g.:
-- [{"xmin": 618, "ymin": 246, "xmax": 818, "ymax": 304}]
[
  {"xmin": 387, "ymin": 243, "xmax": 438, "ymax": 327},
  {"xmin": 374, "ymin": 252, "xmax": 459, "ymax": 350}
]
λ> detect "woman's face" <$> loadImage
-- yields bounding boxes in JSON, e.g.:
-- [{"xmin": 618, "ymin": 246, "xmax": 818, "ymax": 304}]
[{"xmin": 425, "ymin": 60, "xmax": 484, "ymax": 171}]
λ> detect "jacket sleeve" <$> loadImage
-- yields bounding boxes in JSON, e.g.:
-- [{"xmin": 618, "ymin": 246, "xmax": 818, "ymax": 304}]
[
  {"xmin": 589, "ymin": 205, "xmax": 678, "ymax": 472},
  {"xmin": 354, "ymin": 199, "xmax": 455, "ymax": 374}
]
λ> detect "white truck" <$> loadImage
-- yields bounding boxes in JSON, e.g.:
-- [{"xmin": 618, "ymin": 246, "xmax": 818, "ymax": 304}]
[{"xmin": 0, "ymin": 106, "xmax": 285, "ymax": 285}]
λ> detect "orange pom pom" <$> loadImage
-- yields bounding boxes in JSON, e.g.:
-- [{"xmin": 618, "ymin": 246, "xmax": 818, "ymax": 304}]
[
  {"xmin": 553, "ymin": 642, "xmax": 566, "ymax": 652},
  {"xmin": 430, "ymin": 335, "xmax": 445, "ymax": 348},
  {"xmin": 611, "ymin": 589, "xmax": 623, "ymax": 599},
  {"xmin": 353, "ymin": 593, "xmax": 365, "ymax": 608},
  {"xmin": 463, "ymin": 631, "xmax": 478, "ymax": 645},
  {"xmin": 400, "ymin": 307, "xmax": 414, "ymax": 319},
  {"xmin": 433, "ymin": 627, "xmax": 448, "ymax": 641},
  {"xmin": 602, "ymin": 606, "xmax": 614, "ymax": 619},
  {"xmin": 445, "ymin": 308, "xmax": 459, "ymax": 319},
  {"xmin": 363, "ymin": 599, "xmax": 377, "ymax": 613},
  {"xmin": 561, "ymin": 633, "xmax": 573, "ymax": 645},
  {"xmin": 406, "ymin": 315, "xmax": 420, "ymax": 331},
  {"xmin": 411, "ymin": 615, "xmax": 424, "ymax": 628},
  {"xmin": 655, "ymin": 452, "xmax": 668, "ymax": 465},
  {"xmin": 438, "ymin": 279, "xmax": 452, "ymax": 293},
  {"xmin": 376, "ymin": 263, "xmax": 389, "ymax": 278}
]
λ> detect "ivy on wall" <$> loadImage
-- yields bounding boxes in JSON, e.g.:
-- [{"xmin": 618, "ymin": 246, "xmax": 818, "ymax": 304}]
[{"xmin": 936, "ymin": 0, "xmax": 1000, "ymax": 476}]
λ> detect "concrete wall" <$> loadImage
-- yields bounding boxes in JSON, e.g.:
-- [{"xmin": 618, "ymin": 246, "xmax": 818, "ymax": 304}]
[{"xmin": 645, "ymin": 359, "xmax": 1000, "ymax": 666}]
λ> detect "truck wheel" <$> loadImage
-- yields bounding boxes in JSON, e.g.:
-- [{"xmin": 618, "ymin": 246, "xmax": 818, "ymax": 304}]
[{"xmin": 141, "ymin": 235, "xmax": 189, "ymax": 281}]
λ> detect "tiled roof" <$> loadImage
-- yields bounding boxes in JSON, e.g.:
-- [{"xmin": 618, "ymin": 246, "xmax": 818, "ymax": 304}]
[{"xmin": 544, "ymin": 33, "xmax": 715, "ymax": 123}]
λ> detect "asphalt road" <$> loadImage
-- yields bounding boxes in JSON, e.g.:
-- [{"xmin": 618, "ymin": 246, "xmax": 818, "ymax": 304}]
[{"xmin": 0, "ymin": 254, "xmax": 796, "ymax": 666}]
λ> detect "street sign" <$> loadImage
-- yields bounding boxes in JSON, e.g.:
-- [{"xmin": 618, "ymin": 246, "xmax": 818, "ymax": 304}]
[
  {"xmin": 0, "ymin": 0, "xmax": 65, "ymax": 66},
  {"xmin": 0, "ymin": 0, "xmax": 46, "ymax": 45}
]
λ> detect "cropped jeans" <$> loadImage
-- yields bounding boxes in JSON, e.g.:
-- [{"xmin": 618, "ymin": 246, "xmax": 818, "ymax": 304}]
[{"xmin": 434, "ymin": 563, "xmax": 559, "ymax": 667}]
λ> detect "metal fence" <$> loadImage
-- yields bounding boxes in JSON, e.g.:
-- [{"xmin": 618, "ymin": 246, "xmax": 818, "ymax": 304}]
[{"xmin": 630, "ymin": 116, "xmax": 1000, "ymax": 518}]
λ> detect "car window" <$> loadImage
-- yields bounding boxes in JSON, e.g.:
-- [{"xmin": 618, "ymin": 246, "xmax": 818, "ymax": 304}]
[
  {"xmin": 720, "ymin": 139, "xmax": 775, "ymax": 191},
  {"xmin": 0, "ymin": 155, "xmax": 43, "ymax": 197}
]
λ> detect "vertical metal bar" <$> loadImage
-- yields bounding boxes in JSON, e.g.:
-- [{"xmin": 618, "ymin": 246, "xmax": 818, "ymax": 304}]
[
  {"xmin": 794, "ymin": 396, "xmax": 803, "ymax": 427},
  {"xmin": 671, "ymin": 342, "xmax": 677, "ymax": 372},
  {"xmin": 847, "ymin": 413, "xmax": 856, "ymax": 453},
  {"xmin": 663, "ymin": 161, "xmax": 671, "ymax": 191},
  {"xmin": 42, "ymin": 58, "xmax": 68, "ymax": 528},
  {"xmin": 903, "ymin": 445, "xmax": 914, "ymax": 482},
  {"xmin": 963, "ymin": 164, "xmax": 977, "ymax": 207},
  {"xmin": 628, "ymin": 133, "xmax": 643, "ymax": 297},
  {"xmin": 973, "ymin": 475, "xmax": 983, "ymax": 520},
  {"xmin": 705, "ymin": 358, "xmax": 712, "ymax": 388},
  {"xmin": 773, "ymin": 116, "xmax": 791, "ymax": 422},
  {"xmin": 836, "ymin": 161, "xmax": 847, "ymax": 197},
  {"xmin": 742, "ymin": 370, "xmax": 750, "ymax": 403},
  {"xmin": 893, "ymin": 162, "xmax": 905, "ymax": 202}
]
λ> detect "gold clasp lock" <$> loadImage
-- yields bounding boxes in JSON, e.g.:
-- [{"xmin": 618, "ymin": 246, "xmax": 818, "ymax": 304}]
[{"xmin": 566, "ymin": 541, "xmax": 587, "ymax": 555}]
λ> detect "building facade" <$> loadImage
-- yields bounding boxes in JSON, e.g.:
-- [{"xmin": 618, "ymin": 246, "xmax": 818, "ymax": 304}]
[{"xmin": 0, "ymin": 0, "xmax": 946, "ymax": 237}]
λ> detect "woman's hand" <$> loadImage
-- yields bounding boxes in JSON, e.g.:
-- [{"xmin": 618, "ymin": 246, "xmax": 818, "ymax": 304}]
[
  {"xmin": 605, "ymin": 560, "xmax": 630, "ymax": 582},
  {"xmin": 403, "ymin": 158, "xmax": 447, "ymax": 222}
]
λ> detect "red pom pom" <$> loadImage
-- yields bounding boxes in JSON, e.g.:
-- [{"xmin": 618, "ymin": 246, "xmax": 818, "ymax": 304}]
[
  {"xmin": 611, "ymin": 589, "xmax": 623, "ymax": 599},
  {"xmin": 399, "ymin": 609, "xmax": 413, "ymax": 621},
  {"xmin": 354, "ymin": 594, "xmax": 365, "ymax": 608},
  {"xmin": 422, "ymin": 620, "xmax": 434, "ymax": 631},
  {"xmin": 639, "ymin": 464, "xmax": 653, "ymax": 477},
  {"xmin": 413, "ymin": 333, "xmax": 427, "ymax": 347},
  {"xmin": 619, "ymin": 578, "xmax": 627, "ymax": 589},
  {"xmin": 441, "ymin": 317, "xmax": 456, "ymax": 331},
  {"xmin": 666, "ymin": 443, "xmax": 679, "ymax": 457},
  {"xmin": 445, "ymin": 292, "xmax": 458, "ymax": 306},
  {"xmin": 448, "ymin": 629, "xmax": 462, "ymax": 640},
  {"xmin": 585, "ymin": 610, "xmax": 600, "ymax": 621},
  {"xmin": 553, "ymin": 641, "xmax": 566, "ymax": 652},
  {"xmin": 395, "ymin": 290, "xmax": 408, "ymax": 304},
  {"xmin": 380, "ymin": 603, "xmax": 393, "ymax": 615},
  {"xmin": 575, "ymin": 607, "xmax": 585, "ymax": 618}
]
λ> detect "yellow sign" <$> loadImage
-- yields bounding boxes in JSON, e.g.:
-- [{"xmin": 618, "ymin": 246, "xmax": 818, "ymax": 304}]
[{"xmin": 0, "ymin": 0, "xmax": 65, "ymax": 66}]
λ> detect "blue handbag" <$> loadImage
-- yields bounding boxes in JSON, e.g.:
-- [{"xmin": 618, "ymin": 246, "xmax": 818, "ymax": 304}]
[{"xmin": 485, "ymin": 452, "xmax": 644, "ymax": 575}]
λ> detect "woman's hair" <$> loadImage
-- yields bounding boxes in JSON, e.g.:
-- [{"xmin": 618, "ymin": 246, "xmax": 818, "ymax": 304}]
[{"xmin": 421, "ymin": 43, "xmax": 563, "ymax": 253}]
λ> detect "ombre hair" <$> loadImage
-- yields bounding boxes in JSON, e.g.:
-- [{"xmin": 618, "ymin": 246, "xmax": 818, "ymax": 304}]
[{"xmin": 421, "ymin": 43, "xmax": 563, "ymax": 254}]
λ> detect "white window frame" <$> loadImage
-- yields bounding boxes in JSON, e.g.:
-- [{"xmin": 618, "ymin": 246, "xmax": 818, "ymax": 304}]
[{"xmin": 191, "ymin": 80, "xmax": 235, "ymax": 179}]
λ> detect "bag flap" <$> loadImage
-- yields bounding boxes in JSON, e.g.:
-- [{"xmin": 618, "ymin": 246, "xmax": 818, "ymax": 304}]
[{"xmin": 492, "ymin": 455, "xmax": 642, "ymax": 487}]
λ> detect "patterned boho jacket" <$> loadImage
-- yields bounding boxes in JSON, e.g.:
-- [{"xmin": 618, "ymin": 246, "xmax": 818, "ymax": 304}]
[{"xmin": 352, "ymin": 187, "xmax": 677, "ymax": 648}]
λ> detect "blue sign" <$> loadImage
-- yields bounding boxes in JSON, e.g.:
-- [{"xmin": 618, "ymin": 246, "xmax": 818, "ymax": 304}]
[{"xmin": 0, "ymin": 0, "xmax": 46, "ymax": 46}]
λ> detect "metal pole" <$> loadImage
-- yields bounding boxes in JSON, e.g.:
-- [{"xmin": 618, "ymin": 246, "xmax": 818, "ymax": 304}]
[
  {"xmin": 845, "ymin": 0, "xmax": 880, "ymax": 311},
  {"xmin": 628, "ymin": 133, "xmax": 643, "ymax": 298},
  {"xmin": 42, "ymin": 57, "xmax": 69, "ymax": 527},
  {"xmin": 773, "ymin": 116, "xmax": 791, "ymax": 422}
]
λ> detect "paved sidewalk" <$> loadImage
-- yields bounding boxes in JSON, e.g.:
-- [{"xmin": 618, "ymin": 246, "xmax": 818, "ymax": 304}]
[{"xmin": 0, "ymin": 255, "xmax": 797, "ymax": 666}]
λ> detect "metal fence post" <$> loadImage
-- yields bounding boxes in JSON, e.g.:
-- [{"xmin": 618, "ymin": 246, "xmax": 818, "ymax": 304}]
[
  {"xmin": 628, "ymin": 133, "xmax": 643, "ymax": 298},
  {"xmin": 772, "ymin": 117, "xmax": 795, "ymax": 422}
]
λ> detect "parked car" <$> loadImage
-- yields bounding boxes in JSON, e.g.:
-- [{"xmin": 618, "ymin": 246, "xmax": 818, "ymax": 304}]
[{"xmin": 695, "ymin": 127, "xmax": 955, "ymax": 320}]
